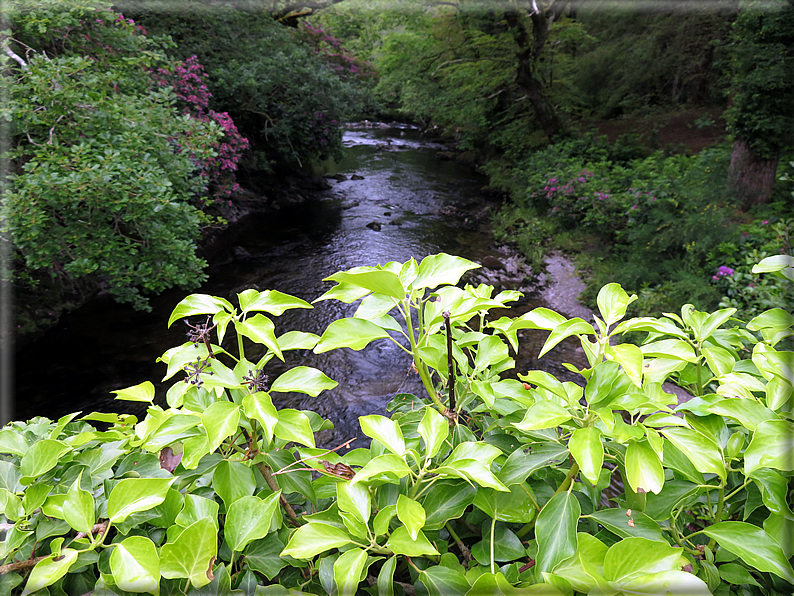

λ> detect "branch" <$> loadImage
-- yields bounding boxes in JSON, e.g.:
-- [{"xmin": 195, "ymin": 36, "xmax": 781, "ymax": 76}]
[{"xmin": 3, "ymin": 45, "xmax": 27, "ymax": 70}]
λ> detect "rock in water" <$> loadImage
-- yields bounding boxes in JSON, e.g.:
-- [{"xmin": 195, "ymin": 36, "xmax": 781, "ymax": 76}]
[
  {"xmin": 366, "ymin": 221, "xmax": 382, "ymax": 231},
  {"xmin": 482, "ymin": 255, "xmax": 506, "ymax": 271}
]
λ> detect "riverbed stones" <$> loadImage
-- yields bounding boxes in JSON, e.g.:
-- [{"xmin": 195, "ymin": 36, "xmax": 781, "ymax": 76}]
[{"xmin": 366, "ymin": 221, "xmax": 382, "ymax": 231}]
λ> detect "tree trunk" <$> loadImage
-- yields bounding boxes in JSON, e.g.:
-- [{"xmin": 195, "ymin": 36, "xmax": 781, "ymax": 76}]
[
  {"xmin": 505, "ymin": 7, "xmax": 563, "ymax": 140},
  {"xmin": 728, "ymin": 138, "xmax": 779, "ymax": 211}
]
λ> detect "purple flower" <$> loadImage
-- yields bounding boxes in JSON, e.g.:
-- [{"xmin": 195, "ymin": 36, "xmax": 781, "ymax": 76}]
[
  {"xmin": 717, "ymin": 266, "xmax": 734, "ymax": 277},
  {"xmin": 761, "ymin": 220, "xmax": 769, "ymax": 225}
]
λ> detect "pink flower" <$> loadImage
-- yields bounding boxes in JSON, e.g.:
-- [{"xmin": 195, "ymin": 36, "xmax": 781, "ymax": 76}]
[{"xmin": 761, "ymin": 220, "xmax": 769, "ymax": 224}]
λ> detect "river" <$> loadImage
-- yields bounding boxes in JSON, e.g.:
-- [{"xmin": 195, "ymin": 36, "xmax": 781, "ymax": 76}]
[{"xmin": 14, "ymin": 123, "xmax": 587, "ymax": 444}]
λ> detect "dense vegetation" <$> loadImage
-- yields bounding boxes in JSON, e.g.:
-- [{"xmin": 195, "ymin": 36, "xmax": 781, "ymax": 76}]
[
  {"xmin": 1, "ymin": 254, "xmax": 793, "ymax": 595},
  {"xmin": 312, "ymin": 0, "xmax": 794, "ymax": 319}
]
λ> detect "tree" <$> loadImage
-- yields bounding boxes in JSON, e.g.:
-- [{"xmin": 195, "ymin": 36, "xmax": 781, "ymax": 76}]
[{"xmin": 726, "ymin": 0, "xmax": 794, "ymax": 210}]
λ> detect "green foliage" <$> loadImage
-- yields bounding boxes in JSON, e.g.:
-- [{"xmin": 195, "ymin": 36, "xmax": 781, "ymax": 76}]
[
  {"xmin": 725, "ymin": 0, "xmax": 794, "ymax": 159},
  {"xmin": 1, "ymin": 253, "xmax": 793, "ymax": 595},
  {"xmin": 4, "ymin": 1, "xmax": 221, "ymax": 310},
  {"xmin": 124, "ymin": 1, "xmax": 365, "ymax": 172}
]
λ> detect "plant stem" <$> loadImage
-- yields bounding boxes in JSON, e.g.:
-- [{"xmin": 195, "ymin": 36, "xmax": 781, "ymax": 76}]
[
  {"xmin": 443, "ymin": 310, "xmax": 456, "ymax": 415},
  {"xmin": 256, "ymin": 462, "xmax": 302, "ymax": 527}
]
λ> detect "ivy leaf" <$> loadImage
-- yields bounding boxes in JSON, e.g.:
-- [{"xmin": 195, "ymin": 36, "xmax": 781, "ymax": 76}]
[
  {"xmin": 396, "ymin": 495, "xmax": 425, "ymax": 540},
  {"xmin": 212, "ymin": 460, "xmax": 256, "ymax": 509},
  {"xmin": 274, "ymin": 409, "xmax": 316, "ymax": 448},
  {"xmin": 160, "ymin": 517, "xmax": 218, "ymax": 589},
  {"xmin": 238, "ymin": 288, "xmax": 312, "ymax": 315},
  {"xmin": 417, "ymin": 406, "xmax": 449, "ymax": 462},
  {"xmin": 225, "ymin": 492, "xmax": 281, "ymax": 553},
  {"xmin": 281, "ymin": 522, "xmax": 354, "ymax": 559},
  {"xmin": 64, "ymin": 473, "xmax": 94, "ymax": 534},
  {"xmin": 202, "ymin": 401, "xmax": 240, "ymax": 454},
  {"xmin": 744, "ymin": 419, "xmax": 794, "ymax": 475},
  {"xmin": 359, "ymin": 415, "xmax": 405, "ymax": 456},
  {"xmin": 597, "ymin": 283, "xmax": 637, "ymax": 326},
  {"xmin": 568, "ymin": 427, "xmax": 604, "ymax": 486},
  {"xmin": 535, "ymin": 492, "xmax": 580, "ymax": 574},
  {"xmin": 314, "ymin": 318, "xmax": 391, "ymax": 353},
  {"xmin": 326, "ymin": 267, "xmax": 406, "ymax": 299},
  {"xmin": 386, "ymin": 526, "xmax": 439, "ymax": 557},
  {"xmin": 624, "ymin": 440, "xmax": 665, "ymax": 495},
  {"xmin": 412, "ymin": 253, "xmax": 479, "ymax": 290},
  {"xmin": 702, "ymin": 522, "xmax": 794, "ymax": 583},
  {"xmin": 270, "ymin": 366, "xmax": 338, "ymax": 397},
  {"xmin": 107, "ymin": 477, "xmax": 175, "ymax": 523},
  {"xmin": 168, "ymin": 294, "xmax": 233, "ymax": 328},
  {"xmin": 333, "ymin": 547, "xmax": 368, "ymax": 596},
  {"xmin": 539, "ymin": 318, "xmax": 596, "ymax": 359},
  {"xmin": 243, "ymin": 391, "xmax": 279, "ymax": 447},
  {"xmin": 337, "ymin": 481, "xmax": 371, "ymax": 525},
  {"xmin": 111, "ymin": 381, "xmax": 155, "ymax": 403},
  {"xmin": 109, "ymin": 536, "xmax": 160, "ymax": 594},
  {"xmin": 21, "ymin": 549, "xmax": 78, "ymax": 595}
]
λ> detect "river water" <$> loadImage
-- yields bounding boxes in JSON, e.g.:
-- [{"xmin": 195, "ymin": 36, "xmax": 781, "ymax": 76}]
[{"xmin": 15, "ymin": 124, "xmax": 586, "ymax": 444}]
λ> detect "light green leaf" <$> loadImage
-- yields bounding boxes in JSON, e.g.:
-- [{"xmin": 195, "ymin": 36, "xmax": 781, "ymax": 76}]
[
  {"xmin": 497, "ymin": 444, "xmax": 570, "ymax": 486},
  {"xmin": 236, "ymin": 314, "xmax": 283, "ymax": 361},
  {"xmin": 359, "ymin": 415, "xmax": 405, "ymax": 456},
  {"xmin": 202, "ymin": 401, "xmax": 240, "ymax": 454},
  {"xmin": 378, "ymin": 555, "xmax": 397, "ymax": 596},
  {"xmin": 513, "ymin": 401, "xmax": 571, "ymax": 431},
  {"xmin": 472, "ymin": 485, "xmax": 536, "ymax": 523},
  {"xmin": 536, "ymin": 492, "xmax": 580, "ymax": 574},
  {"xmin": 160, "ymin": 517, "xmax": 218, "ymax": 588},
  {"xmin": 270, "ymin": 367, "xmax": 338, "ymax": 397},
  {"xmin": 274, "ymin": 409, "xmax": 316, "ymax": 448},
  {"xmin": 0, "ymin": 430, "xmax": 29, "ymax": 457},
  {"xmin": 281, "ymin": 522, "xmax": 354, "ymax": 559},
  {"xmin": 417, "ymin": 406, "xmax": 449, "ymax": 462},
  {"xmin": 354, "ymin": 293, "xmax": 398, "ymax": 320},
  {"xmin": 597, "ymin": 283, "xmax": 637, "ymax": 326},
  {"xmin": 212, "ymin": 460, "xmax": 256, "ymax": 509},
  {"xmin": 418, "ymin": 565, "xmax": 470, "ymax": 596},
  {"xmin": 276, "ymin": 330, "xmax": 320, "ymax": 351},
  {"xmin": 702, "ymin": 521, "xmax": 794, "ymax": 583},
  {"xmin": 412, "ymin": 253, "xmax": 479, "ymax": 290},
  {"xmin": 386, "ymin": 526, "xmax": 439, "ymax": 556},
  {"xmin": 568, "ymin": 427, "xmax": 603, "ymax": 486},
  {"xmin": 747, "ymin": 308, "xmax": 794, "ymax": 332},
  {"xmin": 314, "ymin": 318, "xmax": 391, "ymax": 353},
  {"xmin": 615, "ymin": 569, "xmax": 710, "ymax": 595},
  {"xmin": 744, "ymin": 419, "xmax": 794, "ymax": 475},
  {"xmin": 21, "ymin": 549, "xmax": 78, "ymax": 595},
  {"xmin": 660, "ymin": 427, "xmax": 725, "ymax": 481},
  {"xmin": 707, "ymin": 398, "xmax": 776, "ymax": 432},
  {"xmin": 539, "ymin": 319, "xmax": 596, "ymax": 359},
  {"xmin": 64, "ymin": 473, "xmax": 94, "ymax": 534},
  {"xmin": 168, "ymin": 294, "xmax": 232, "ymax": 328},
  {"xmin": 107, "ymin": 477, "xmax": 174, "ymax": 523},
  {"xmin": 351, "ymin": 454, "xmax": 411, "ymax": 485},
  {"xmin": 112, "ymin": 381, "xmax": 155, "ymax": 403},
  {"xmin": 588, "ymin": 509, "xmax": 665, "ymax": 541},
  {"xmin": 606, "ymin": 343, "xmax": 643, "ymax": 387},
  {"xmin": 624, "ymin": 440, "xmax": 665, "ymax": 495},
  {"xmin": 110, "ymin": 536, "xmax": 160, "ymax": 594},
  {"xmin": 20, "ymin": 439, "xmax": 71, "ymax": 480},
  {"xmin": 175, "ymin": 493, "xmax": 219, "ymax": 530},
  {"xmin": 243, "ymin": 392, "xmax": 278, "ymax": 447},
  {"xmin": 396, "ymin": 495, "xmax": 425, "ymax": 541},
  {"xmin": 326, "ymin": 267, "xmax": 405, "ymax": 299},
  {"xmin": 603, "ymin": 537, "xmax": 683, "ymax": 582},
  {"xmin": 337, "ymin": 481, "xmax": 371, "ymax": 525},
  {"xmin": 640, "ymin": 339, "xmax": 697, "ymax": 362},
  {"xmin": 752, "ymin": 254, "xmax": 794, "ymax": 281},
  {"xmin": 421, "ymin": 480, "xmax": 476, "ymax": 530},
  {"xmin": 226, "ymin": 492, "xmax": 281, "ymax": 553},
  {"xmin": 238, "ymin": 289, "xmax": 312, "ymax": 315},
  {"xmin": 333, "ymin": 547, "xmax": 367, "ymax": 595}
]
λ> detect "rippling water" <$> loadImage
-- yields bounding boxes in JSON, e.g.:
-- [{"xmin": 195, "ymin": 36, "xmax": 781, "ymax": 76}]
[{"xmin": 15, "ymin": 124, "xmax": 585, "ymax": 444}]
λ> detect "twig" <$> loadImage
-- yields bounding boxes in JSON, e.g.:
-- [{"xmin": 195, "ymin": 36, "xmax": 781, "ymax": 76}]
[
  {"xmin": 442, "ymin": 311, "xmax": 457, "ymax": 420},
  {"xmin": 0, "ymin": 555, "xmax": 46, "ymax": 575},
  {"xmin": 74, "ymin": 521, "xmax": 109, "ymax": 542},
  {"xmin": 271, "ymin": 438, "xmax": 356, "ymax": 475},
  {"xmin": 256, "ymin": 462, "xmax": 303, "ymax": 527}
]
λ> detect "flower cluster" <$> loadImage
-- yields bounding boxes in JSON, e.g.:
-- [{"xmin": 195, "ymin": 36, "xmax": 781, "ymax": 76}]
[
  {"xmin": 713, "ymin": 265, "xmax": 735, "ymax": 280},
  {"xmin": 296, "ymin": 21, "xmax": 376, "ymax": 80},
  {"xmin": 152, "ymin": 56, "xmax": 249, "ymax": 198}
]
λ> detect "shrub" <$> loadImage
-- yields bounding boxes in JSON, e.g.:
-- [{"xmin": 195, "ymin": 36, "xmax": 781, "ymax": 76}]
[{"xmin": 1, "ymin": 254, "xmax": 792, "ymax": 595}]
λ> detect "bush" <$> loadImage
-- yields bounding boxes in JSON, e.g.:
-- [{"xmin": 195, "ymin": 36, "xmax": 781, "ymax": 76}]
[{"xmin": 1, "ymin": 254, "xmax": 792, "ymax": 595}]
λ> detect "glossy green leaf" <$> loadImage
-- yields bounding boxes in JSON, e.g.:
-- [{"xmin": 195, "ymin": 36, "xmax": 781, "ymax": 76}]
[
  {"xmin": 624, "ymin": 440, "xmax": 664, "ymax": 495},
  {"xmin": 707, "ymin": 398, "xmax": 776, "ymax": 432},
  {"xmin": 326, "ymin": 267, "xmax": 405, "ymax": 299},
  {"xmin": 752, "ymin": 254, "xmax": 794, "ymax": 280},
  {"xmin": 472, "ymin": 485, "xmax": 536, "ymax": 523},
  {"xmin": 238, "ymin": 288, "xmax": 312, "ymax": 315},
  {"xmin": 160, "ymin": 517, "xmax": 218, "ymax": 589},
  {"xmin": 337, "ymin": 481, "xmax": 371, "ymax": 525},
  {"xmin": 396, "ymin": 495, "xmax": 425, "ymax": 540},
  {"xmin": 377, "ymin": 555, "xmax": 397, "ymax": 596},
  {"xmin": 314, "ymin": 318, "xmax": 391, "ymax": 353},
  {"xmin": 536, "ymin": 492, "xmax": 580, "ymax": 574},
  {"xmin": 111, "ymin": 381, "xmax": 155, "ymax": 403},
  {"xmin": 243, "ymin": 391, "xmax": 278, "ymax": 446},
  {"xmin": 314, "ymin": 282, "xmax": 371, "ymax": 304},
  {"xmin": 472, "ymin": 523, "xmax": 525, "ymax": 564},
  {"xmin": 614, "ymin": 569, "xmax": 710, "ymax": 595},
  {"xmin": 513, "ymin": 401, "xmax": 571, "ymax": 431},
  {"xmin": 597, "ymin": 283, "xmax": 637, "ymax": 326},
  {"xmin": 588, "ymin": 509, "xmax": 665, "ymax": 541},
  {"xmin": 281, "ymin": 522, "xmax": 354, "ymax": 559},
  {"xmin": 766, "ymin": 376, "xmax": 793, "ymax": 411},
  {"xmin": 640, "ymin": 339, "xmax": 697, "ymax": 362},
  {"xmin": 0, "ymin": 430, "xmax": 29, "ymax": 457},
  {"xmin": 351, "ymin": 454, "xmax": 411, "ymax": 485},
  {"xmin": 359, "ymin": 415, "xmax": 405, "ymax": 456},
  {"xmin": 109, "ymin": 536, "xmax": 160, "ymax": 594},
  {"xmin": 64, "ymin": 473, "xmax": 94, "ymax": 534},
  {"xmin": 168, "ymin": 294, "xmax": 232, "ymax": 328},
  {"xmin": 603, "ymin": 537, "xmax": 683, "ymax": 581},
  {"xmin": 744, "ymin": 419, "xmax": 794, "ymax": 475},
  {"xmin": 417, "ymin": 406, "xmax": 449, "ymax": 462},
  {"xmin": 202, "ymin": 401, "xmax": 240, "ymax": 454},
  {"xmin": 718, "ymin": 563, "xmax": 763, "ymax": 588},
  {"xmin": 569, "ymin": 427, "xmax": 603, "ymax": 486},
  {"xmin": 698, "ymin": 308, "xmax": 737, "ymax": 341},
  {"xmin": 497, "ymin": 444, "xmax": 569, "ymax": 486},
  {"xmin": 274, "ymin": 408, "xmax": 316, "ymax": 448},
  {"xmin": 660, "ymin": 427, "xmax": 725, "ymax": 481},
  {"xmin": 244, "ymin": 534, "xmax": 287, "ymax": 580},
  {"xmin": 20, "ymin": 439, "xmax": 71, "ymax": 480},
  {"xmin": 750, "ymin": 468, "xmax": 794, "ymax": 519},
  {"xmin": 354, "ymin": 293, "xmax": 398, "ymax": 320},
  {"xmin": 539, "ymin": 318, "xmax": 596, "ymax": 359},
  {"xmin": 386, "ymin": 526, "xmax": 439, "ymax": 556},
  {"xmin": 702, "ymin": 521, "xmax": 794, "ymax": 583},
  {"xmin": 21, "ymin": 548, "xmax": 78, "ymax": 595},
  {"xmin": 374, "ymin": 504, "xmax": 396, "ymax": 536},
  {"xmin": 644, "ymin": 480, "xmax": 702, "ymax": 521},
  {"xmin": 747, "ymin": 308, "xmax": 794, "ymax": 332},
  {"xmin": 212, "ymin": 460, "xmax": 256, "ymax": 509},
  {"xmin": 107, "ymin": 477, "xmax": 174, "ymax": 523},
  {"xmin": 418, "ymin": 565, "xmax": 470, "ymax": 596},
  {"xmin": 237, "ymin": 314, "xmax": 283, "ymax": 361},
  {"xmin": 332, "ymin": 547, "xmax": 367, "ymax": 596},
  {"xmin": 270, "ymin": 366, "xmax": 338, "ymax": 396},
  {"xmin": 226, "ymin": 492, "xmax": 281, "ymax": 553},
  {"xmin": 412, "ymin": 253, "xmax": 479, "ymax": 290},
  {"xmin": 421, "ymin": 480, "xmax": 476, "ymax": 530}
]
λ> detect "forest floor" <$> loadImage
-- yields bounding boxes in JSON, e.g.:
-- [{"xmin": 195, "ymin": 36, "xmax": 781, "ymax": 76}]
[{"xmin": 580, "ymin": 107, "xmax": 728, "ymax": 154}]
